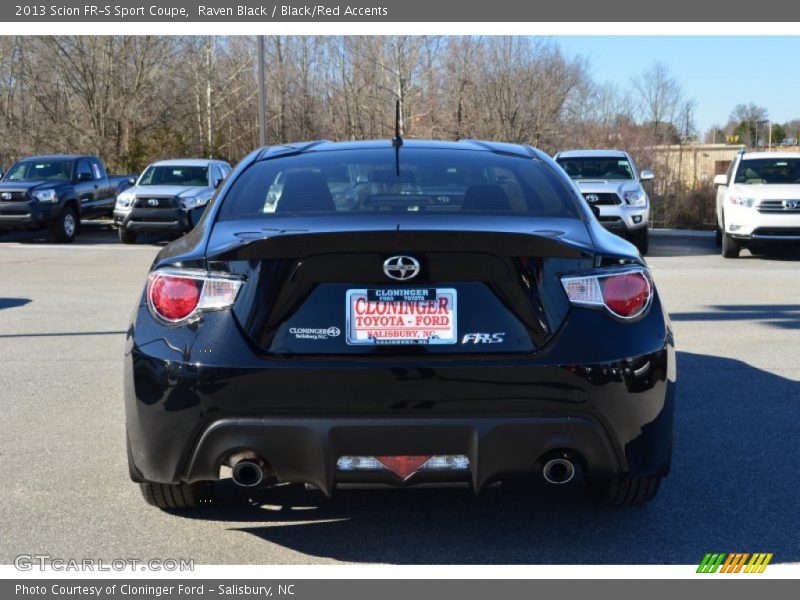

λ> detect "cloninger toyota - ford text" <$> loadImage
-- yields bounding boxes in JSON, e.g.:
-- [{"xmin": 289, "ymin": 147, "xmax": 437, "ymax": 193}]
[{"xmin": 124, "ymin": 138, "xmax": 676, "ymax": 510}]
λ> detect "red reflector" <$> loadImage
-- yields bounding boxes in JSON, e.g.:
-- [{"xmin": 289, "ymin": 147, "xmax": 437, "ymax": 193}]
[
  {"xmin": 375, "ymin": 456, "xmax": 432, "ymax": 479},
  {"xmin": 149, "ymin": 275, "xmax": 202, "ymax": 321},
  {"xmin": 600, "ymin": 272, "xmax": 649, "ymax": 317}
]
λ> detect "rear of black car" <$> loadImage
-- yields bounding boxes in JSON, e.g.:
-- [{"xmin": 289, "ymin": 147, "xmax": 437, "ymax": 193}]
[{"xmin": 125, "ymin": 141, "xmax": 675, "ymax": 509}]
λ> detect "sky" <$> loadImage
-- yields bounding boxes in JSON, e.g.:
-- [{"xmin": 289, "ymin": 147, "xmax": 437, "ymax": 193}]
[{"xmin": 555, "ymin": 36, "xmax": 800, "ymax": 136}]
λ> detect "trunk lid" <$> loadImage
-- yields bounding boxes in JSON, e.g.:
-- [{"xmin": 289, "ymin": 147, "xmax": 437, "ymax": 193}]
[{"xmin": 207, "ymin": 215, "xmax": 594, "ymax": 355}]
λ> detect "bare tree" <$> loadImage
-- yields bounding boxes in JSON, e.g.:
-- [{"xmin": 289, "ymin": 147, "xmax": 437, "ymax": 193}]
[{"xmin": 633, "ymin": 61, "xmax": 682, "ymax": 144}]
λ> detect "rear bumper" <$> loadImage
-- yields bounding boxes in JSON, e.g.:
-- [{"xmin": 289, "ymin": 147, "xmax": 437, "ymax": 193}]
[
  {"xmin": 184, "ymin": 416, "xmax": 620, "ymax": 494},
  {"xmin": 114, "ymin": 207, "xmax": 189, "ymax": 234},
  {"xmin": 125, "ymin": 300, "xmax": 676, "ymax": 490}
]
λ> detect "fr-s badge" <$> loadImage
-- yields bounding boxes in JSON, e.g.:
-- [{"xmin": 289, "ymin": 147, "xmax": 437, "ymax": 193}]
[{"xmin": 462, "ymin": 333, "xmax": 505, "ymax": 344}]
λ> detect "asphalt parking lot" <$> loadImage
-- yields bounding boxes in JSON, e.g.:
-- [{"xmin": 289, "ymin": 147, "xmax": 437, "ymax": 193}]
[{"xmin": 0, "ymin": 222, "xmax": 798, "ymax": 565}]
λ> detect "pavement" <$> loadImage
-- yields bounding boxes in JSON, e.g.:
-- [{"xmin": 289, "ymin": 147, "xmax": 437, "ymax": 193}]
[{"xmin": 0, "ymin": 222, "xmax": 798, "ymax": 565}]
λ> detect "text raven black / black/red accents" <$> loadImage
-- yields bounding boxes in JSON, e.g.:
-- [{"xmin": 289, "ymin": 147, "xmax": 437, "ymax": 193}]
[{"xmin": 124, "ymin": 140, "xmax": 676, "ymax": 509}]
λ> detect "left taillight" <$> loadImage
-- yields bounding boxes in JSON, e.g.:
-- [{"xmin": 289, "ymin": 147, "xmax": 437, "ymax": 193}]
[
  {"xmin": 560, "ymin": 267, "xmax": 652, "ymax": 320},
  {"xmin": 146, "ymin": 268, "xmax": 242, "ymax": 324}
]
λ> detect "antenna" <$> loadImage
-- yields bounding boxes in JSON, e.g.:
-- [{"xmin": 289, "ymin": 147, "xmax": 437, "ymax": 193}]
[{"xmin": 392, "ymin": 99, "xmax": 403, "ymax": 176}]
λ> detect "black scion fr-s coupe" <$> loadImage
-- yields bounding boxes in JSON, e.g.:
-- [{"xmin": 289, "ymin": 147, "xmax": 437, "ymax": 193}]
[{"xmin": 125, "ymin": 140, "xmax": 675, "ymax": 510}]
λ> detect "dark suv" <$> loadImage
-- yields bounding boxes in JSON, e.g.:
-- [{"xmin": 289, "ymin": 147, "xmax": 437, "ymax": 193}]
[{"xmin": 0, "ymin": 155, "xmax": 133, "ymax": 242}]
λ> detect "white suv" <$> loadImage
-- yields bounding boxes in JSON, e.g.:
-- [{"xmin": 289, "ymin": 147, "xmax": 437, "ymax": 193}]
[
  {"xmin": 554, "ymin": 150, "xmax": 653, "ymax": 255},
  {"xmin": 714, "ymin": 151, "xmax": 800, "ymax": 258}
]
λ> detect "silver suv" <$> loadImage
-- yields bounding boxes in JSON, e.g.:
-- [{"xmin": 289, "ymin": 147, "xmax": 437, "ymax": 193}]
[
  {"xmin": 113, "ymin": 158, "xmax": 231, "ymax": 244},
  {"xmin": 554, "ymin": 150, "xmax": 653, "ymax": 255}
]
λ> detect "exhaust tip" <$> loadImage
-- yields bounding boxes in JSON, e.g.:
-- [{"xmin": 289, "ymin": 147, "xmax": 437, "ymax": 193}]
[
  {"xmin": 232, "ymin": 459, "xmax": 264, "ymax": 487},
  {"xmin": 542, "ymin": 458, "xmax": 575, "ymax": 485}
]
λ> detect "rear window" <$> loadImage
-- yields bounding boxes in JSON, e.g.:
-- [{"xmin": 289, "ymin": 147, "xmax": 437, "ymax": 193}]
[{"xmin": 217, "ymin": 148, "xmax": 580, "ymax": 221}]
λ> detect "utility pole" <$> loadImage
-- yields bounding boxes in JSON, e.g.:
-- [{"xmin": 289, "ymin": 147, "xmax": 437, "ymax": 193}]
[{"xmin": 257, "ymin": 35, "xmax": 267, "ymax": 147}]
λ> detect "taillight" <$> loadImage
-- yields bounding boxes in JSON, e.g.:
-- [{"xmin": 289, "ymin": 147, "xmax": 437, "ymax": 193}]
[
  {"xmin": 146, "ymin": 268, "xmax": 242, "ymax": 324},
  {"xmin": 561, "ymin": 268, "xmax": 652, "ymax": 320}
]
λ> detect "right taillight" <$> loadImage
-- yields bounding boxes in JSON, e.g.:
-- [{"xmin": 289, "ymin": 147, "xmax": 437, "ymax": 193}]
[
  {"xmin": 146, "ymin": 268, "xmax": 243, "ymax": 324},
  {"xmin": 561, "ymin": 268, "xmax": 652, "ymax": 320}
]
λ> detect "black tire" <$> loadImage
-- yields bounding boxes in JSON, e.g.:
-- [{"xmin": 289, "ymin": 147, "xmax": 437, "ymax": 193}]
[
  {"xmin": 721, "ymin": 230, "xmax": 740, "ymax": 258},
  {"xmin": 714, "ymin": 225, "xmax": 722, "ymax": 247},
  {"xmin": 587, "ymin": 475, "xmax": 662, "ymax": 506},
  {"xmin": 49, "ymin": 205, "xmax": 78, "ymax": 243},
  {"xmin": 118, "ymin": 227, "xmax": 137, "ymax": 244},
  {"xmin": 630, "ymin": 227, "xmax": 649, "ymax": 255},
  {"xmin": 139, "ymin": 481, "xmax": 215, "ymax": 510}
]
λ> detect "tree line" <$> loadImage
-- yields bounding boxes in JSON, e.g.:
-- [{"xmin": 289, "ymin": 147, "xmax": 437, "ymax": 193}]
[{"xmin": 0, "ymin": 35, "xmax": 713, "ymax": 175}]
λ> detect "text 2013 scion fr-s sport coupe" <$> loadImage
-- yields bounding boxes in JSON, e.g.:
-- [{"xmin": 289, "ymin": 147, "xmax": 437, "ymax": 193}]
[{"xmin": 125, "ymin": 139, "xmax": 675, "ymax": 510}]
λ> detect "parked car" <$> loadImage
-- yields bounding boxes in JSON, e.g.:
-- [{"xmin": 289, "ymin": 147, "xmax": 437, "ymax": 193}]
[
  {"xmin": 554, "ymin": 150, "xmax": 653, "ymax": 255},
  {"xmin": 114, "ymin": 159, "xmax": 231, "ymax": 244},
  {"xmin": 714, "ymin": 151, "xmax": 800, "ymax": 258},
  {"xmin": 0, "ymin": 155, "xmax": 134, "ymax": 243},
  {"xmin": 125, "ymin": 139, "xmax": 675, "ymax": 510}
]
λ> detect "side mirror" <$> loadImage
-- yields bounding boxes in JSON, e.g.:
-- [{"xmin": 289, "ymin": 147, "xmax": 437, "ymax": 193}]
[
  {"xmin": 214, "ymin": 178, "xmax": 224, "ymax": 189},
  {"xmin": 0, "ymin": 168, "xmax": 5, "ymax": 180},
  {"xmin": 713, "ymin": 174, "xmax": 728, "ymax": 186},
  {"xmin": 639, "ymin": 170, "xmax": 654, "ymax": 181},
  {"xmin": 77, "ymin": 172, "xmax": 93, "ymax": 182},
  {"xmin": 128, "ymin": 177, "xmax": 136, "ymax": 186}
]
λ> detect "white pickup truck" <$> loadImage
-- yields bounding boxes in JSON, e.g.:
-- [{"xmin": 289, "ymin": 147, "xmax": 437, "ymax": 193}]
[
  {"xmin": 554, "ymin": 149, "xmax": 653, "ymax": 255},
  {"xmin": 714, "ymin": 151, "xmax": 800, "ymax": 258}
]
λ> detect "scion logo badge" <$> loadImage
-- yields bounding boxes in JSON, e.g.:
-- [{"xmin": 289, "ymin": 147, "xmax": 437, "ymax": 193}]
[
  {"xmin": 585, "ymin": 194, "xmax": 599, "ymax": 203},
  {"xmin": 697, "ymin": 552, "xmax": 773, "ymax": 573},
  {"xmin": 383, "ymin": 256, "xmax": 420, "ymax": 281},
  {"xmin": 784, "ymin": 200, "xmax": 799, "ymax": 209},
  {"xmin": 147, "ymin": 198, "xmax": 159, "ymax": 207}
]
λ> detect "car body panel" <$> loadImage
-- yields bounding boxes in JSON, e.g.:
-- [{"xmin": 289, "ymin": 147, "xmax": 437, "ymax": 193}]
[{"xmin": 124, "ymin": 140, "xmax": 675, "ymax": 494}]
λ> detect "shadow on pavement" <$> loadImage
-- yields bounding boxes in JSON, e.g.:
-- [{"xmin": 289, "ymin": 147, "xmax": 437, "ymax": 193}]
[
  {"xmin": 671, "ymin": 304, "xmax": 800, "ymax": 330},
  {"xmin": 169, "ymin": 351, "xmax": 800, "ymax": 564},
  {"xmin": 0, "ymin": 220, "xmax": 171, "ymax": 246},
  {"xmin": 646, "ymin": 235, "xmax": 718, "ymax": 257},
  {"xmin": 0, "ymin": 298, "xmax": 31, "ymax": 310}
]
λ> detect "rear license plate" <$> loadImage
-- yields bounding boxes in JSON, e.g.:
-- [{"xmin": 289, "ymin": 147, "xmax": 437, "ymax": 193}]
[{"xmin": 346, "ymin": 288, "xmax": 457, "ymax": 345}]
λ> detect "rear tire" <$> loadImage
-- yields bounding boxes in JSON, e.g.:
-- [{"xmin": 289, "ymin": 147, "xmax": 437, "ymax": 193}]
[
  {"xmin": 139, "ymin": 481, "xmax": 215, "ymax": 510},
  {"xmin": 49, "ymin": 206, "xmax": 78, "ymax": 243},
  {"xmin": 118, "ymin": 228, "xmax": 137, "ymax": 244},
  {"xmin": 630, "ymin": 227, "xmax": 649, "ymax": 255},
  {"xmin": 587, "ymin": 475, "xmax": 662, "ymax": 506}
]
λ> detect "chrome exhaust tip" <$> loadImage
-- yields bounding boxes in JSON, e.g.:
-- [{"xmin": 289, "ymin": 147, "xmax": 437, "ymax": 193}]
[
  {"xmin": 542, "ymin": 458, "xmax": 575, "ymax": 485},
  {"xmin": 232, "ymin": 459, "xmax": 265, "ymax": 487}
]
